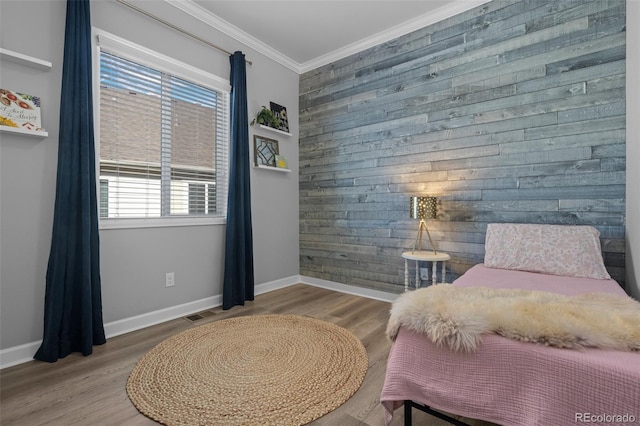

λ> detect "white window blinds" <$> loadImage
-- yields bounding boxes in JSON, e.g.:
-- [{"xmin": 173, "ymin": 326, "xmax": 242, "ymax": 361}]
[{"xmin": 97, "ymin": 37, "xmax": 229, "ymax": 221}]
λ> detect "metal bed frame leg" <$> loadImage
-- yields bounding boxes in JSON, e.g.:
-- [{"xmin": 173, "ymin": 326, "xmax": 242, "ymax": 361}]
[
  {"xmin": 403, "ymin": 400, "xmax": 471, "ymax": 426},
  {"xmin": 404, "ymin": 400, "xmax": 412, "ymax": 426}
]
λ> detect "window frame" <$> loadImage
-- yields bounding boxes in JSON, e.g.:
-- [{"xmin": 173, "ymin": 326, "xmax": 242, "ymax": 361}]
[{"xmin": 93, "ymin": 29, "xmax": 230, "ymax": 230}]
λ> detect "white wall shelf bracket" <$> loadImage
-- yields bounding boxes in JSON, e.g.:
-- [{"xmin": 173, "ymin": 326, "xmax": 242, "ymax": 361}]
[
  {"xmin": 254, "ymin": 164, "xmax": 291, "ymax": 173},
  {"xmin": 258, "ymin": 124, "xmax": 291, "ymax": 137},
  {"xmin": 0, "ymin": 126, "xmax": 48, "ymax": 138},
  {"xmin": 0, "ymin": 48, "xmax": 52, "ymax": 70}
]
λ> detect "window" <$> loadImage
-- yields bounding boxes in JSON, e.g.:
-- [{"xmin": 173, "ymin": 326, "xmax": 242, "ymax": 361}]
[
  {"xmin": 96, "ymin": 31, "xmax": 229, "ymax": 224},
  {"xmin": 99, "ymin": 179, "xmax": 109, "ymax": 218}
]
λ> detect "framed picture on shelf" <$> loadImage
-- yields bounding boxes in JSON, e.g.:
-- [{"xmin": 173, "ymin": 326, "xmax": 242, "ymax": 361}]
[
  {"xmin": 275, "ymin": 155, "xmax": 287, "ymax": 169},
  {"xmin": 269, "ymin": 102, "xmax": 289, "ymax": 133},
  {"xmin": 253, "ymin": 135, "xmax": 279, "ymax": 167},
  {"xmin": 0, "ymin": 88, "xmax": 43, "ymax": 131}
]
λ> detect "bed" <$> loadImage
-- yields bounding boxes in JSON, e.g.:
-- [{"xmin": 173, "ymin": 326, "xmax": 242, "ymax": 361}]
[{"xmin": 380, "ymin": 223, "xmax": 640, "ymax": 426}]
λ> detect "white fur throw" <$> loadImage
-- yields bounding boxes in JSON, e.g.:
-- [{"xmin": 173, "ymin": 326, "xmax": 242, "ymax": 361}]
[{"xmin": 386, "ymin": 285, "xmax": 640, "ymax": 353}]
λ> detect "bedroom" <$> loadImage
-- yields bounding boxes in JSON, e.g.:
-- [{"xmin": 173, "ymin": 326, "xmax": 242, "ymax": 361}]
[{"xmin": 1, "ymin": 0, "xmax": 638, "ymax": 424}]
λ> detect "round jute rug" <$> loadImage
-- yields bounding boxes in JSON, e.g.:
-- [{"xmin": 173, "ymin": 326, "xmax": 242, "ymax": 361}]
[{"xmin": 126, "ymin": 314, "xmax": 368, "ymax": 425}]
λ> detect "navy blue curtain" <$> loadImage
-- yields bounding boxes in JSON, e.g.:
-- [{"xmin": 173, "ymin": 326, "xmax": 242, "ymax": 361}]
[
  {"xmin": 35, "ymin": 0, "xmax": 105, "ymax": 362},
  {"xmin": 222, "ymin": 51, "xmax": 254, "ymax": 310}
]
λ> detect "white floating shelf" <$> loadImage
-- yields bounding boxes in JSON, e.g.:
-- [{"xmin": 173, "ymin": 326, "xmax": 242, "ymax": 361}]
[
  {"xmin": 0, "ymin": 48, "xmax": 52, "ymax": 70},
  {"xmin": 258, "ymin": 124, "xmax": 291, "ymax": 137},
  {"xmin": 0, "ymin": 126, "xmax": 48, "ymax": 138},
  {"xmin": 255, "ymin": 164, "xmax": 291, "ymax": 173}
]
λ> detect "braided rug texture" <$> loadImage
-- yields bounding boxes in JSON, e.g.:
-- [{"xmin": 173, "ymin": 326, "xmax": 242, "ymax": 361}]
[{"xmin": 126, "ymin": 314, "xmax": 368, "ymax": 425}]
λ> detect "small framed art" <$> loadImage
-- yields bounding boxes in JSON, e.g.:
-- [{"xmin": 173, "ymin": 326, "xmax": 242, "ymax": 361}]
[
  {"xmin": 275, "ymin": 155, "xmax": 287, "ymax": 169},
  {"xmin": 269, "ymin": 102, "xmax": 289, "ymax": 133},
  {"xmin": 253, "ymin": 135, "xmax": 279, "ymax": 167}
]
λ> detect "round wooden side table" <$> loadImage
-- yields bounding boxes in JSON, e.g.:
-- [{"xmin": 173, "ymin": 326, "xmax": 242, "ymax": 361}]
[{"xmin": 401, "ymin": 251, "xmax": 451, "ymax": 291}]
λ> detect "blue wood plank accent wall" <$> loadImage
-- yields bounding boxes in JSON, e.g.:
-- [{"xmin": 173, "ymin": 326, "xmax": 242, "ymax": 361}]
[{"xmin": 298, "ymin": 0, "xmax": 626, "ymax": 292}]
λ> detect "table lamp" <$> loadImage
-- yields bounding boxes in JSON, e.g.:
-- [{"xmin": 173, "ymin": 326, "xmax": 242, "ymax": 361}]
[{"xmin": 410, "ymin": 196, "xmax": 437, "ymax": 254}]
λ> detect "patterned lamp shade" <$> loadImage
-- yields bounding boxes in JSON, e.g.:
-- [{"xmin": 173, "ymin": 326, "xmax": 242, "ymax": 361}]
[{"xmin": 409, "ymin": 196, "xmax": 437, "ymax": 220}]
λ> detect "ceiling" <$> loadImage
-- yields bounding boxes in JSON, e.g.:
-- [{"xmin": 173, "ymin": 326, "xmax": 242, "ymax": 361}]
[{"xmin": 169, "ymin": 0, "xmax": 491, "ymax": 73}]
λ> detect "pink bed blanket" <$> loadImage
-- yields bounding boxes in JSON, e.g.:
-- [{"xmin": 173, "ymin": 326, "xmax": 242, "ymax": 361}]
[{"xmin": 380, "ymin": 264, "xmax": 640, "ymax": 425}]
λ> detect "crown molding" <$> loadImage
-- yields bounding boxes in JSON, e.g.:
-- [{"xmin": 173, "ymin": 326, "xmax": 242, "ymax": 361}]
[
  {"xmin": 165, "ymin": 0, "xmax": 493, "ymax": 75},
  {"xmin": 297, "ymin": 0, "xmax": 493, "ymax": 74},
  {"xmin": 164, "ymin": 0, "xmax": 301, "ymax": 73}
]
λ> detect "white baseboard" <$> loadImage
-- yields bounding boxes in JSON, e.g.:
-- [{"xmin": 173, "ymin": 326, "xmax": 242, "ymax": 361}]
[
  {"xmin": 0, "ymin": 341, "xmax": 42, "ymax": 370},
  {"xmin": 298, "ymin": 275, "xmax": 399, "ymax": 303},
  {"xmin": 0, "ymin": 275, "xmax": 396, "ymax": 369},
  {"xmin": 254, "ymin": 275, "xmax": 300, "ymax": 296},
  {"xmin": 103, "ymin": 296, "xmax": 221, "ymax": 338}
]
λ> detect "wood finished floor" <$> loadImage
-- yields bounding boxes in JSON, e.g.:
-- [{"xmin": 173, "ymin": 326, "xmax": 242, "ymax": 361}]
[{"xmin": 0, "ymin": 284, "xmax": 495, "ymax": 426}]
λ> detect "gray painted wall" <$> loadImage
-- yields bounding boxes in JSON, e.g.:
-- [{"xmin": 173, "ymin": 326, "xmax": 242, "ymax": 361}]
[
  {"xmin": 299, "ymin": 0, "xmax": 627, "ymax": 293},
  {"xmin": 0, "ymin": 0, "xmax": 299, "ymax": 350}
]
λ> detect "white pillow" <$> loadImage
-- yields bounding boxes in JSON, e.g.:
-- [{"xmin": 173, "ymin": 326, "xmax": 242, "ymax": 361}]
[{"xmin": 483, "ymin": 223, "xmax": 611, "ymax": 279}]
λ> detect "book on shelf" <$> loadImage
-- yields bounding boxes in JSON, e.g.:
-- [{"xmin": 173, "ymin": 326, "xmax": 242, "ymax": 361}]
[{"xmin": 0, "ymin": 88, "xmax": 43, "ymax": 131}]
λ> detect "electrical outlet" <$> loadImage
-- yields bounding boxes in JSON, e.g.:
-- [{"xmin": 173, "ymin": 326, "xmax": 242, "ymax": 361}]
[
  {"xmin": 420, "ymin": 267, "xmax": 430, "ymax": 280},
  {"xmin": 165, "ymin": 272, "xmax": 175, "ymax": 287}
]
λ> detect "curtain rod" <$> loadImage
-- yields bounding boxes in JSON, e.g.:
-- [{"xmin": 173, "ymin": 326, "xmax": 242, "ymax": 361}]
[{"xmin": 116, "ymin": 0, "xmax": 252, "ymax": 66}]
